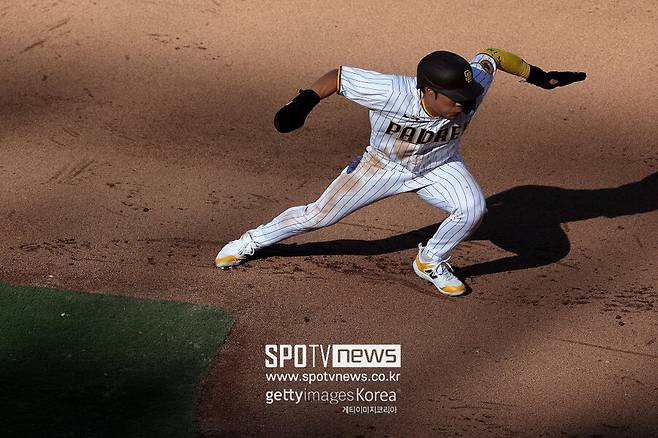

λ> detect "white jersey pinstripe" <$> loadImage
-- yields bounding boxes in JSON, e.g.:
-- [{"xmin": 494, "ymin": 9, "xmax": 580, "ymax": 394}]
[
  {"xmin": 338, "ymin": 53, "xmax": 496, "ymax": 174},
  {"xmin": 248, "ymin": 53, "xmax": 497, "ymax": 262}
]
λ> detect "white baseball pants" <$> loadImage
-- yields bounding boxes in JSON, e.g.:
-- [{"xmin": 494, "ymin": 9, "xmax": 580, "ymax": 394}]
[{"xmin": 249, "ymin": 150, "xmax": 486, "ymax": 262}]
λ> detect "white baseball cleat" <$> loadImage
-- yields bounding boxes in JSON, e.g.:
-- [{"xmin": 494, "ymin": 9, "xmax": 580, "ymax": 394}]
[
  {"xmin": 413, "ymin": 244, "xmax": 466, "ymax": 297},
  {"xmin": 214, "ymin": 232, "xmax": 259, "ymax": 268}
]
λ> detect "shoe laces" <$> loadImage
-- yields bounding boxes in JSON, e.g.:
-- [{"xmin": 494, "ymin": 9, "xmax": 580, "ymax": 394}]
[
  {"xmin": 418, "ymin": 244, "xmax": 456, "ymax": 279},
  {"xmin": 432, "ymin": 257, "xmax": 457, "ymax": 280},
  {"xmin": 237, "ymin": 234, "xmax": 258, "ymax": 256},
  {"xmin": 242, "ymin": 241, "xmax": 257, "ymax": 257}
]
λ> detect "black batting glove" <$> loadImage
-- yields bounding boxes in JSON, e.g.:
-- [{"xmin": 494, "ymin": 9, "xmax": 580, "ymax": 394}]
[
  {"xmin": 526, "ymin": 65, "xmax": 587, "ymax": 89},
  {"xmin": 274, "ymin": 89, "xmax": 321, "ymax": 133}
]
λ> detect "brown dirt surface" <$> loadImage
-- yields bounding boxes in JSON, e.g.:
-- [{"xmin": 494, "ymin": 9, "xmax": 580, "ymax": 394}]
[{"xmin": 1, "ymin": 1, "xmax": 657, "ymax": 436}]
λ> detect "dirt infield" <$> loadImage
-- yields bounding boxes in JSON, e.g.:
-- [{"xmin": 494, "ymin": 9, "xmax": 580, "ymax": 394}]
[{"xmin": 1, "ymin": 1, "xmax": 656, "ymax": 436}]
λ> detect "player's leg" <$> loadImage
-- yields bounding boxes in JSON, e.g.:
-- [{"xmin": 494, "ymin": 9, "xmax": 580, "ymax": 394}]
[
  {"xmin": 215, "ymin": 153, "xmax": 408, "ymax": 267},
  {"xmin": 412, "ymin": 160, "xmax": 486, "ymax": 296}
]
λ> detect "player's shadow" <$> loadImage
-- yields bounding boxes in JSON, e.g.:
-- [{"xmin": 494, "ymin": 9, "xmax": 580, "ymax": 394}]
[{"xmin": 254, "ymin": 172, "xmax": 658, "ymax": 277}]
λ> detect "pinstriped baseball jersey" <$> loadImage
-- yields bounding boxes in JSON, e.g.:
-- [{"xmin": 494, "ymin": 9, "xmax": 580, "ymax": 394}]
[
  {"xmin": 338, "ymin": 53, "xmax": 497, "ymax": 174},
  {"xmin": 243, "ymin": 51, "xmax": 496, "ymax": 264}
]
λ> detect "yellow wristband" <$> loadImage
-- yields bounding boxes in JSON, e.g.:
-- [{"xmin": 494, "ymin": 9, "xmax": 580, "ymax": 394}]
[{"xmin": 483, "ymin": 48, "xmax": 531, "ymax": 79}]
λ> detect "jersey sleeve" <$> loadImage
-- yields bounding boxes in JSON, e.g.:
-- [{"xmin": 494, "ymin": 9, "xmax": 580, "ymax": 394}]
[
  {"xmin": 337, "ymin": 66, "xmax": 395, "ymax": 111},
  {"xmin": 465, "ymin": 52, "xmax": 498, "ymax": 115},
  {"xmin": 469, "ymin": 52, "xmax": 497, "ymax": 93}
]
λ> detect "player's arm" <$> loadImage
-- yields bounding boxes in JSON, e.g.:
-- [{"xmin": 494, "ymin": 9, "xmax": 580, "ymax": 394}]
[
  {"xmin": 273, "ymin": 69, "xmax": 338, "ymax": 133},
  {"xmin": 310, "ymin": 69, "xmax": 339, "ymax": 98},
  {"xmin": 481, "ymin": 48, "xmax": 586, "ymax": 89}
]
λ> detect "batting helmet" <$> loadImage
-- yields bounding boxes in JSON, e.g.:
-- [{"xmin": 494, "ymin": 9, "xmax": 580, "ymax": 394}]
[{"xmin": 417, "ymin": 51, "xmax": 484, "ymax": 102}]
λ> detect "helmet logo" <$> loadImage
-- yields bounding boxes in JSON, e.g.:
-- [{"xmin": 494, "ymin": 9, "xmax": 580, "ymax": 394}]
[{"xmin": 464, "ymin": 70, "xmax": 473, "ymax": 83}]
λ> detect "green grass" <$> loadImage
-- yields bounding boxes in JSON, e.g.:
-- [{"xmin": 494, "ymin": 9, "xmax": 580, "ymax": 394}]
[{"xmin": 0, "ymin": 283, "xmax": 234, "ymax": 438}]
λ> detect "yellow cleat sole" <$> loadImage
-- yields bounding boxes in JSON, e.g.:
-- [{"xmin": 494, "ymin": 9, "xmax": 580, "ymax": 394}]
[{"xmin": 214, "ymin": 255, "xmax": 242, "ymax": 269}]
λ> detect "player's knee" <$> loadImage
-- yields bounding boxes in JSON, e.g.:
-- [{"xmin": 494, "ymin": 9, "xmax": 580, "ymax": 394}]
[
  {"xmin": 470, "ymin": 200, "xmax": 487, "ymax": 228},
  {"xmin": 472, "ymin": 195, "xmax": 487, "ymax": 218},
  {"xmin": 300, "ymin": 204, "xmax": 327, "ymax": 230},
  {"xmin": 454, "ymin": 197, "xmax": 486, "ymax": 228}
]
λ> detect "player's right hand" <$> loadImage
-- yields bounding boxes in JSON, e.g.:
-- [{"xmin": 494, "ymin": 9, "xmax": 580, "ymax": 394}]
[
  {"xmin": 274, "ymin": 89, "xmax": 321, "ymax": 133},
  {"xmin": 526, "ymin": 65, "xmax": 587, "ymax": 89}
]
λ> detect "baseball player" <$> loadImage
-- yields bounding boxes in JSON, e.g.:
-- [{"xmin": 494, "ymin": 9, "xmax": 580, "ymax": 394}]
[{"xmin": 215, "ymin": 48, "xmax": 586, "ymax": 296}]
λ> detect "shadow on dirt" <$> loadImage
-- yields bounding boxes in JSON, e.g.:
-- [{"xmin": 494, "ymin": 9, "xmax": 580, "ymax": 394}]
[{"xmin": 254, "ymin": 172, "xmax": 658, "ymax": 277}]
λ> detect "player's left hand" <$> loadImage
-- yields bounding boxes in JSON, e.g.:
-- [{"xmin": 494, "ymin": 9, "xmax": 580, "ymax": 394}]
[
  {"xmin": 526, "ymin": 65, "xmax": 587, "ymax": 89},
  {"xmin": 274, "ymin": 89, "xmax": 321, "ymax": 133}
]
